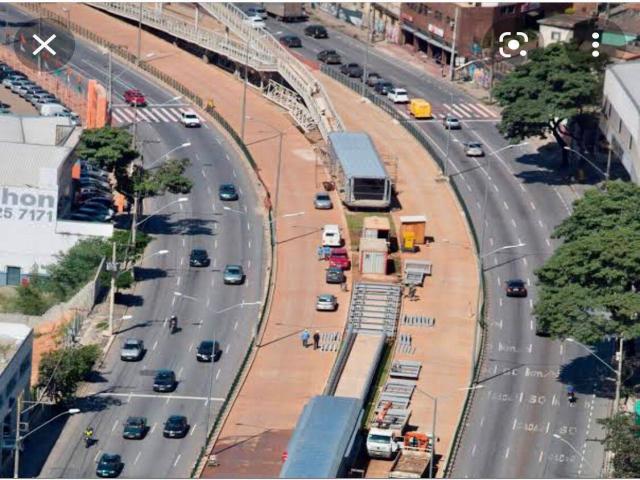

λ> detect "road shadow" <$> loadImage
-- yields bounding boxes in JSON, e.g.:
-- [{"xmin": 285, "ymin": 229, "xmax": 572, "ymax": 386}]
[
  {"xmin": 115, "ymin": 320, "xmax": 155, "ymax": 335},
  {"xmin": 558, "ymin": 340, "xmax": 616, "ymax": 398},
  {"xmin": 139, "ymin": 213, "xmax": 218, "ymax": 236},
  {"xmin": 115, "ymin": 292, "xmax": 143, "ymax": 307},
  {"xmin": 133, "ymin": 266, "xmax": 168, "ymax": 282}
]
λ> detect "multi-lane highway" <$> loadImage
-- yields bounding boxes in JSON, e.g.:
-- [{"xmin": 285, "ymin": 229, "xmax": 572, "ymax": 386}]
[
  {"xmin": 3, "ymin": 5, "xmax": 266, "ymax": 478},
  {"xmin": 261, "ymin": 12, "xmax": 612, "ymax": 477}
]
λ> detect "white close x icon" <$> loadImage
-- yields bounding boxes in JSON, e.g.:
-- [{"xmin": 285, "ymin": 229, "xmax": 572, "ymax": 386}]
[{"xmin": 32, "ymin": 34, "xmax": 57, "ymax": 56}]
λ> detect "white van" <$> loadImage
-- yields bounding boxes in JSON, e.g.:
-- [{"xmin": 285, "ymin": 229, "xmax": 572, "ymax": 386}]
[
  {"xmin": 322, "ymin": 224, "xmax": 341, "ymax": 247},
  {"xmin": 39, "ymin": 103, "xmax": 68, "ymax": 117}
]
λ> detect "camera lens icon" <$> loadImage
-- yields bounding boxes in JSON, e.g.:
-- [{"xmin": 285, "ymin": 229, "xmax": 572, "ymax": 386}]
[{"xmin": 499, "ymin": 32, "xmax": 529, "ymax": 58}]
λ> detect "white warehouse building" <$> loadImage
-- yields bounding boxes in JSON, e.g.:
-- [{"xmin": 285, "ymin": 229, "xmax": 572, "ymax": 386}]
[{"xmin": 0, "ymin": 116, "xmax": 113, "ymax": 286}]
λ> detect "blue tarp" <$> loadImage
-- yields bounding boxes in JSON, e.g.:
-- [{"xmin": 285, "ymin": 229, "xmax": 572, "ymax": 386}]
[{"xmin": 280, "ymin": 396, "xmax": 361, "ymax": 478}]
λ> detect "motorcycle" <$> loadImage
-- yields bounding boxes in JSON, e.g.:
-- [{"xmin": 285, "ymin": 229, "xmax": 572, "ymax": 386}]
[
  {"xmin": 84, "ymin": 430, "xmax": 94, "ymax": 448},
  {"xmin": 169, "ymin": 316, "xmax": 178, "ymax": 334}
]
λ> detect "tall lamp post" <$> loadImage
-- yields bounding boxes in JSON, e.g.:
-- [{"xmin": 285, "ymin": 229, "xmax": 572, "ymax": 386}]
[
  {"xmin": 565, "ymin": 336, "xmax": 623, "ymax": 414},
  {"xmin": 552, "ymin": 433, "xmax": 597, "ymax": 474},
  {"xmin": 14, "ymin": 406, "xmax": 79, "ymax": 478},
  {"xmin": 415, "ymin": 385, "xmax": 484, "ymax": 478},
  {"xmin": 563, "ymin": 146, "xmax": 610, "ymax": 185}
]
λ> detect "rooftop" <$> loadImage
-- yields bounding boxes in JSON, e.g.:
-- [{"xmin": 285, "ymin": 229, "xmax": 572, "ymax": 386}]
[
  {"xmin": 0, "ymin": 115, "xmax": 74, "ymax": 146},
  {"xmin": 0, "ymin": 323, "xmax": 32, "ymax": 376},
  {"xmin": 608, "ymin": 60, "xmax": 640, "ymax": 110},
  {"xmin": 280, "ymin": 396, "xmax": 361, "ymax": 478},
  {"xmin": 328, "ymin": 132, "xmax": 389, "ymax": 179},
  {"xmin": 537, "ymin": 13, "xmax": 593, "ymax": 29}
]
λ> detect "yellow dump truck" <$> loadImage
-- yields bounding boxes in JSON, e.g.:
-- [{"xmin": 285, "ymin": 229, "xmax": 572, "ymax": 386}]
[{"xmin": 408, "ymin": 99, "xmax": 432, "ymax": 119}]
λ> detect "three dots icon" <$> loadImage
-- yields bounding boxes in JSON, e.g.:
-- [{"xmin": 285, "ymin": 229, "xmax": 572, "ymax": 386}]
[{"xmin": 592, "ymin": 32, "xmax": 600, "ymax": 57}]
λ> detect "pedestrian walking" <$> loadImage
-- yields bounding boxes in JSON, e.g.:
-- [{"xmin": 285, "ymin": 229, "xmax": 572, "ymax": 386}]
[
  {"xmin": 301, "ymin": 329, "xmax": 310, "ymax": 348},
  {"xmin": 340, "ymin": 279, "xmax": 348, "ymax": 292},
  {"xmin": 317, "ymin": 245, "xmax": 324, "ymax": 261},
  {"xmin": 313, "ymin": 331, "xmax": 320, "ymax": 350}
]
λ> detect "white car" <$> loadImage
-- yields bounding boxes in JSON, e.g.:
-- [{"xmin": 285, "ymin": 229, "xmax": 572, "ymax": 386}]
[
  {"xmin": 387, "ymin": 88, "xmax": 409, "ymax": 104},
  {"xmin": 244, "ymin": 15, "xmax": 266, "ymax": 29},
  {"xmin": 322, "ymin": 224, "xmax": 341, "ymax": 247},
  {"xmin": 180, "ymin": 110, "xmax": 201, "ymax": 128}
]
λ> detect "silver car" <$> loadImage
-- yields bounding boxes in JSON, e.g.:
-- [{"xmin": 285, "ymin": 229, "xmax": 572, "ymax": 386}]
[
  {"xmin": 120, "ymin": 339, "xmax": 144, "ymax": 361},
  {"xmin": 314, "ymin": 192, "xmax": 333, "ymax": 210},
  {"xmin": 223, "ymin": 264, "xmax": 244, "ymax": 285},
  {"xmin": 464, "ymin": 142, "xmax": 484, "ymax": 157},
  {"xmin": 443, "ymin": 115, "xmax": 461, "ymax": 129},
  {"xmin": 316, "ymin": 294, "xmax": 337, "ymax": 311}
]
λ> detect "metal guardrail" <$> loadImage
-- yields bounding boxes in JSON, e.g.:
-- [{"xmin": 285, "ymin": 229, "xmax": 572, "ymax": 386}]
[
  {"xmin": 90, "ymin": 2, "xmax": 277, "ymax": 71},
  {"xmin": 320, "ymin": 64, "xmax": 486, "ymax": 477},
  {"xmin": 199, "ymin": 2, "xmax": 344, "ymax": 139}
]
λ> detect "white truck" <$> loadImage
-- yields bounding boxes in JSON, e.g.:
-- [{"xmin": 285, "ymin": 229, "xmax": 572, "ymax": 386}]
[
  {"xmin": 366, "ymin": 403, "xmax": 411, "ymax": 459},
  {"xmin": 322, "ymin": 224, "xmax": 341, "ymax": 247},
  {"xmin": 265, "ymin": 3, "xmax": 306, "ymax": 22},
  {"xmin": 389, "ymin": 440, "xmax": 432, "ymax": 479}
]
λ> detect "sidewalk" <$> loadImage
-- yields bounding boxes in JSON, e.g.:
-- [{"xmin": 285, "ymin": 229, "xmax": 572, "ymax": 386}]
[
  {"xmin": 37, "ymin": 3, "xmax": 351, "ymax": 477},
  {"xmin": 315, "ymin": 72, "xmax": 478, "ymax": 477}
]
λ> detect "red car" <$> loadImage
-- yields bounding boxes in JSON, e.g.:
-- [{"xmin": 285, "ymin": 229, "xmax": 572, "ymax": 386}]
[
  {"xmin": 329, "ymin": 247, "xmax": 350, "ymax": 270},
  {"xmin": 124, "ymin": 89, "xmax": 146, "ymax": 107}
]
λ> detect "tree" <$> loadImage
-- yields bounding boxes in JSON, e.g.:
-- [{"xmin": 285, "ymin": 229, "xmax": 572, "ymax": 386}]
[
  {"xmin": 553, "ymin": 181, "xmax": 640, "ymax": 243},
  {"xmin": 37, "ymin": 344, "xmax": 101, "ymax": 403},
  {"xmin": 534, "ymin": 227, "xmax": 640, "ymax": 343},
  {"xmin": 76, "ymin": 127, "xmax": 137, "ymax": 171},
  {"xmin": 598, "ymin": 413, "xmax": 640, "ymax": 477},
  {"xmin": 131, "ymin": 158, "xmax": 193, "ymax": 198},
  {"xmin": 493, "ymin": 42, "xmax": 606, "ymax": 166}
]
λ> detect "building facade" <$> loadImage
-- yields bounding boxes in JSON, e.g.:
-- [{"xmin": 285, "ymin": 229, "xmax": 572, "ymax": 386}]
[
  {"xmin": 0, "ymin": 323, "xmax": 33, "ymax": 471},
  {"xmin": 0, "ymin": 116, "xmax": 113, "ymax": 285},
  {"xmin": 601, "ymin": 60, "xmax": 640, "ymax": 183}
]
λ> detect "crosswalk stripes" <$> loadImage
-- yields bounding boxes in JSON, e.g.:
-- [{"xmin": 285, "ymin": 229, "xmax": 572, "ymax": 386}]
[
  {"xmin": 111, "ymin": 106, "xmax": 204, "ymax": 124},
  {"xmin": 440, "ymin": 102, "xmax": 498, "ymax": 119}
]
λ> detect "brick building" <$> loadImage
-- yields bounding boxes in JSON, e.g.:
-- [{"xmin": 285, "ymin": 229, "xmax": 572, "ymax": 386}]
[{"xmin": 399, "ymin": 3, "xmax": 570, "ymax": 67}]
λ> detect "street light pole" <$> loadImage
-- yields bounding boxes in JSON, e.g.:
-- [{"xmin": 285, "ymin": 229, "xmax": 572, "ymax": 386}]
[
  {"xmin": 240, "ymin": 37, "xmax": 249, "ymax": 142},
  {"xmin": 273, "ymin": 132, "xmax": 284, "ymax": 238},
  {"xmin": 552, "ymin": 434, "xmax": 596, "ymax": 473},
  {"xmin": 108, "ymin": 241, "xmax": 117, "ymax": 336},
  {"xmin": 563, "ymin": 146, "xmax": 609, "ymax": 182}
]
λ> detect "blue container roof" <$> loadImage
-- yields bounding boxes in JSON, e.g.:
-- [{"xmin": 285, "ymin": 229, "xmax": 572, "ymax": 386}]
[{"xmin": 329, "ymin": 132, "xmax": 388, "ymax": 180}]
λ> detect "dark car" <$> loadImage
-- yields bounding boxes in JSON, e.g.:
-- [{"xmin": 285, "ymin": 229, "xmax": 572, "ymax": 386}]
[
  {"xmin": 326, "ymin": 266, "xmax": 345, "ymax": 284},
  {"xmin": 153, "ymin": 369, "xmax": 177, "ymax": 392},
  {"xmin": 196, "ymin": 340, "xmax": 221, "ymax": 362},
  {"xmin": 304, "ymin": 24, "xmax": 328, "ymax": 39},
  {"xmin": 189, "ymin": 249, "xmax": 211, "ymax": 267},
  {"xmin": 279, "ymin": 35, "xmax": 302, "ymax": 48},
  {"xmin": 218, "ymin": 183, "xmax": 239, "ymax": 201},
  {"xmin": 317, "ymin": 49, "xmax": 341, "ymax": 64},
  {"xmin": 163, "ymin": 415, "xmax": 188, "ymax": 438},
  {"xmin": 122, "ymin": 416, "xmax": 147, "ymax": 440},
  {"xmin": 506, "ymin": 279, "xmax": 527, "ymax": 297},
  {"xmin": 96, "ymin": 453, "xmax": 123, "ymax": 478},
  {"xmin": 365, "ymin": 72, "xmax": 382, "ymax": 87},
  {"xmin": 374, "ymin": 80, "xmax": 394, "ymax": 95},
  {"xmin": 340, "ymin": 63, "xmax": 363, "ymax": 78}
]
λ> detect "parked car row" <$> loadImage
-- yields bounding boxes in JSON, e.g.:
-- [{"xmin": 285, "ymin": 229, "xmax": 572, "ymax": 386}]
[
  {"xmin": 1, "ymin": 62, "xmax": 79, "ymax": 123},
  {"xmin": 69, "ymin": 160, "xmax": 116, "ymax": 223}
]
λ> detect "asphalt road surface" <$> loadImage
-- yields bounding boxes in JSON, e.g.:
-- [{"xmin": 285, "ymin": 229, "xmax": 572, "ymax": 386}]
[
  {"xmin": 260, "ymin": 12, "xmax": 613, "ymax": 478},
  {"xmin": 3, "ymin": 6, "xmax": 266, "ymax": 479}
]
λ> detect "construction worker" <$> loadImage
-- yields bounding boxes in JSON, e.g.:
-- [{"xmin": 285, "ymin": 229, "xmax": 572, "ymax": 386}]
[{"xmin": 313, "ymin": 331, "xmax": 320, "ymax": 350}]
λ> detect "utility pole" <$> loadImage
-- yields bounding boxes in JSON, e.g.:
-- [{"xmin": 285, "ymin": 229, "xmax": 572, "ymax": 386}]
[
  {"xmin": 13, "ymin": 392, "xmax": 22, "ymax": 479},
  {"xmin": 429, "ymin": 397, "xmax": 437, "ymax": 479},
  {"xmin": 137, "ymin": 3, "xmax": 142, "ymax": 65},
  {"xmin": 361, "ymin": 9, "xmax": 371, "ymax": 97},
  {"xmin": 272, "ymin": 132, "xmax": 284, "ymax": 238},
  {"xmin": 615, "ymin": 336, "xmax": 623, "ymax": 412},
  {"xmin": 240, "ymin": 37, "xmax": 249, "ymax": 142},
  {"xmin": 449, "ymin": 6, "xmax": 459, "ymax": 81},
  {"xmin": 131, "ymin": 194, "xmax": 139, "ymax": 246},
  {"xmin": 107, "ymin": 242, "xmax": 118, "ymax": 336}
]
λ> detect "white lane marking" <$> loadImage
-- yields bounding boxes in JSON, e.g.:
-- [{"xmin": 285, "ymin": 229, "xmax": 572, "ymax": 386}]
[
  {"xmin": 233, "ymin": 169, "xmax": 237, "ymax": 178},
  {"xmin": 206, "ymin": 297, "xmax": 211, "ymax": 308},
  {"xmin": 214, "ymin": 239, "xmax": 218, "ymax": 249},
  {"xmin": 234, "ymin": 320, "xmax": 238, "ymax": 331},
  {"xmin": 466, "ymin": 183, "xmax": 472, "ymax": 192},
  {"xmin": 528, "ymin": 343, "xmax": 532, "ymax": 353},
  {"xmin": 512, "ymin": 418, "xmax": 517, "ymax": 430},
  {"xmin": 207, "ymin": 186, "xmax": 212, "ymax": 195},
  {"xmin": 505, "ymin": 447, "xmax": 510, "ymax": 459},
  {"xmin": 166, "ymin": 396, "xmax": 171, "ymax": 404},
  {"xmin": 216, "ymin": 369, "xmax": 221, "ymax": 380},
  {"xmin": 530, "ymin": 320, "xmax": 534, "ymax": 330},
  {"xmin": 519, "ymin": 183, "xmax": 526, "ymax": 192},
  {"xmin": 493, "ymin": 184, "xmax": 499, "ymax": 193},
  {"xmin": 480, "ymin": 416, "xmax": 485, "ymax": 427},
  {"xmin": 153, "ymin": 340, "xmax": 158, "ymax": 351},
  {"xmin": 538, "ymin": 219, "xmax": 544, "ymax": 228},
  {"xmin": 546, "ymin": 422, "xmax": 550, "ymax": 434},
  {"xmin": 546, "ymin": 238, "xmax": 551, "ymax": 247},
  {"xmin": 94, "ymin": 450, "xmax": 103, "ymax": 462},
  {"xmin": 503, "ymin": 201, "xmax": 509, "ymax": 211},
  {"xmin": 153, "ymin": 107, "xmax": 170, "ymax": 122},
  {"xmin": 472, "ymin": 444, "xmax": 477, "ymax": 457},
  {"xmin": 247, "ymin": 222, "xmax": 251, "ymax": 231},
  {"xmin": 180, "ymin": 258, "xmax": 184, "ymax": 266},
  {"xmin": 182, "ymin": 238, "xmax": 186, "ymax": 247},
  {"xmin": 179, "ymin": 202, "xmax": 184, "ymax": 211},
  {"xmin": 213, "ymin": 258, "xmax": 217, "ymax": 268},
  {"xmin": 511, "ymin": 218, "xmax": 517, "ymax": 228},
  {"xmin": 178, "ymin": 367, "xmax": 184, "ymax": 377},
  {"xmin": 225, "ymin": 154, "xmax": 230, "ymax": 161},
  {"xmin": 530, "ymin": 201, "xmax": 536, "ymax": 211},
  {"xmin": 225, "ymin": 344, "xmax": 230, "ymax": 353},
  {"xmin": 173, "ymin": 454, "xmax": 182, "ymax": 467},
  {"xmin": 497, "ymin": 276, "xmax": 501, "ymax": 287},
  {"xmin": 95, "ymin": 392, "xmax": 225, "ymax": 401},
  {"xmin": 248, "ymin": 260, "xmax": 251, "ymax": 269},
  {"xmin": 519, "ymin": 392, "xmax": 524, "ymax": 403},
  {"xmin": 243, "ymin": 204, "xmax": 248, "ymax": 213},
  {"xmin": 211, "ymin": 277, "xmax": 216, "ymax": 288},
  {"xmin": 560, "ymin": 343, "xmax": 564, "ymax": 356},
  {"xmin": 529, "ymin": 299, "xmax": 534, "ymax": 309},
  {"xmin": 499, "ymin": 298, "xmax": 503, "ymax": 307},
  {"xmin": 172, "ymin": 296, "xmax": 176, "ymax": 307},
  {"xmin": 189, "ymin": 342, "xmax": 194, "ymax": 352},
  {"xmin": 150, "ymin": 422, "xmax": 157, "ymax": 434},
  {"xmin": 527, "ymin": 278, "xmax": 531, "ymax": 286},
  {"xmin": 538, "ymin": 450, "xmax": 544, "ymax": 463},
  {"xmin": 248, "ymin": 240, "xmax": 251, "ymax": 249},
  {"xmin": 476, "ymin": 201, "xmax": 481, "ymax": 210},
  {"xmin": 177, "ymin": 276, "xmax": 181, "ymax": 286},
  {"xmin": 489, "ymin": 237, "xmax": 494, "ymax": 247},
  {"xmin": 112, "ymin": 420, "xmax": 118, "ymax": 432},
  {"xmin": 522, "ymin": 257, "xmax": 528, "ymax": 266},
  {"xmin": 134, "ymin": 451, "xmax": 142, "ymax": 465},
  {"xmin": 216, "ymin": 138, "xmax": 222, "ymax": 145},
  {"xmin": 190, "ymin": 424, "xmax": 197, "ymax": 436},
  {"xmin": 202, "ymin": 168, "xmax": 207, "ymax": 178}
]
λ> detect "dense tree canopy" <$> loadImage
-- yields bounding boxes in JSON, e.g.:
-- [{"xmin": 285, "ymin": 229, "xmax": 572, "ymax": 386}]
[
  {"xmin": 598, "ymin": 413, "xmax": 640, "ymax": 478},
  {"xmin": 493, "ymin": 42, "xmax": 606, "ymax": 166},
  {"xmin": 38, "ymin": 344, "xmax": 101, "ymax": 403},
  {"xmin": 76, "ymin": 127, "xmax": 137, "ymax": 171}
]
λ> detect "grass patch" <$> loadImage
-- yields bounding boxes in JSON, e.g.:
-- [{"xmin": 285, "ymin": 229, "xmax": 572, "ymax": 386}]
[
  {"xmin": 96, "ymin": 320, "xmax": 108, "ymax": 331},
  {"xmin": 362, "ymin": 341, "xmax": 394, "ymax": 429}
]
